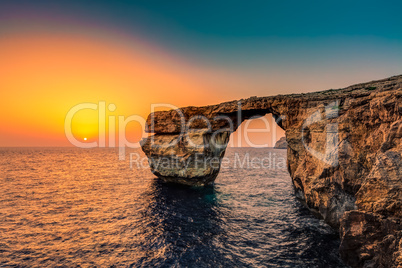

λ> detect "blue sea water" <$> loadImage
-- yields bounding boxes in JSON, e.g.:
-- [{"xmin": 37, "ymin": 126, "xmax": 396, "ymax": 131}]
[{"xmin": 0, "ymin": 147, "xmax": 347, "ymax": 267}]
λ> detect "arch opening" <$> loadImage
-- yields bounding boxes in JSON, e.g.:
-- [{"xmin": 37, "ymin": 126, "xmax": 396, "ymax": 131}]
[{"xmin": 228, "ymin": 113, "xmax": 285, "ymax": 148}]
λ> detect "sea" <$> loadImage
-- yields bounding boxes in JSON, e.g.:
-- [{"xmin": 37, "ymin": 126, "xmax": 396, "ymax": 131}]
[{"xmin": 0, "ymin": 147, "xmax": 348, "ymax": 267}]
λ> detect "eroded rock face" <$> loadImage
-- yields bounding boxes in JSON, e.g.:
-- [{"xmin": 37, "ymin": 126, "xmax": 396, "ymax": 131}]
[
  {"xmin": 140, "ymin": 130, "xmax": 230, "ymax": 186},
  {"xmin": 274, "ymin": 136, "xmax": 288, "ymax": 149},
  {"xmin": 141, "ymin": 75, "xmax": 402, "ymax": 267}
]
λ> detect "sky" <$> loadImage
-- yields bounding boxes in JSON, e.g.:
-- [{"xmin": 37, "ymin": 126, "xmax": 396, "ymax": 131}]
[{"xmin": 1, "ymin": 0, "xmax": 402, "ymax": 147}]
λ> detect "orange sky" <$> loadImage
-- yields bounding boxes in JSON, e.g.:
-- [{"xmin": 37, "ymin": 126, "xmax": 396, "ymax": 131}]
[
  {"xmin": 0, "ymin": 31, "xmax": 285, "ymax": 147},
  {"xmin": 2, "ymin": 25, "xmax": 399, "ymax": 147},
  {"xmin": 2, "ymin": 1, "xmax": 402, "ymax": 147}
]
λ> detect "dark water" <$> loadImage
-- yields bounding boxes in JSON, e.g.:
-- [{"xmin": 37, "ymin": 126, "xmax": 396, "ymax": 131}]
[{"xmin": 0, "ymin": 147, "xmax": 347, "ymax": 267}]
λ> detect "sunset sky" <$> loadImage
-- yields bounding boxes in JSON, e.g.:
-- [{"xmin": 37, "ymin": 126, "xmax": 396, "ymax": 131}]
[{"xmin": 1, "ymin": 1, "xmax": 402, "ymax": 147}]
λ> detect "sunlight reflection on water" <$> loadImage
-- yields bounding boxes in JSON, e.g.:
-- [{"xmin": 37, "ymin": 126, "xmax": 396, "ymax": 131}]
[{"xmin": 0, "ymin": 147, "xmax": 347, "ymax": 267}]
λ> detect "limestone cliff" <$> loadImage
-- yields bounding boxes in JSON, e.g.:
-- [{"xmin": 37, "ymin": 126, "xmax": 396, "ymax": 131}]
[{"xmin": 141, "ymin": 75, "xmax": 402, "ymax": 267}]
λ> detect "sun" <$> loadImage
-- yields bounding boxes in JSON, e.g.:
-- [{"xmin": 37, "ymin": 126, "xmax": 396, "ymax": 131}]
[{"xmin": 84, "ymin": 137, "xmax": 87, "ymax": 141}]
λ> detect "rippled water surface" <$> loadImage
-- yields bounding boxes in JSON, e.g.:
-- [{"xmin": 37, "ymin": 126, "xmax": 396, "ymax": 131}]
[{"xmin": 0, "ymin": 147, "xmax": 347, "ymax": 267}]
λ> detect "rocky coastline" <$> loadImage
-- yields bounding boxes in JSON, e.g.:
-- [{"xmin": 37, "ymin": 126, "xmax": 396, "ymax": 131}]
[{"xmin": 141, "ymin": 75, "xmax": 402, "ymax": 267}]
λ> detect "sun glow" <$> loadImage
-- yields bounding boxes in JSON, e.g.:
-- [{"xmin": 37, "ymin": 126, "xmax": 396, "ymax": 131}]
[{"xmin": 0, "ymin": 31, "xmax": 221, "ymax": 146}]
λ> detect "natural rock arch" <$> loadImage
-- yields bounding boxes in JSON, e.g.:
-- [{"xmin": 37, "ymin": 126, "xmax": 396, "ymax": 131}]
[
  {"xmin": 141, "ymin": 75, "xmax": 402, "ymax": 267},
  {"xmin": 141, "ymin": 107, "xmax": 286, "ymax": 186}
]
